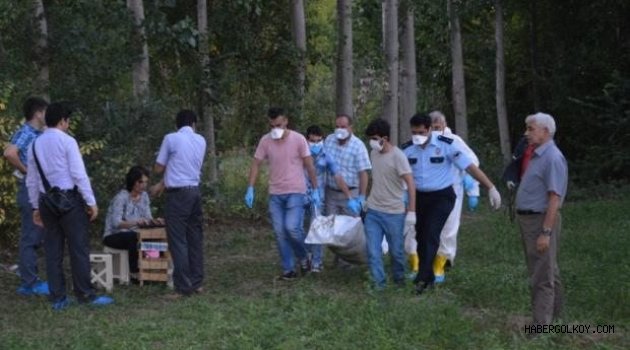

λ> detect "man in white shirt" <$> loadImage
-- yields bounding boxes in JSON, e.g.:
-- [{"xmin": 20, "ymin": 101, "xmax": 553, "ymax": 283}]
[
  {"xmin": 26, "ymin": 102, "xmax": 113, "ymax": 310},
  {"xmin": 153, "ymin": 110, "xmax": 207, "ymax": 297}
]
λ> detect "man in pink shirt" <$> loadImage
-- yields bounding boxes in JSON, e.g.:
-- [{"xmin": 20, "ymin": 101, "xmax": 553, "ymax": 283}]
[{"xmin": 245, "ymin": 107, "xmax": 320, "ymax": 280}]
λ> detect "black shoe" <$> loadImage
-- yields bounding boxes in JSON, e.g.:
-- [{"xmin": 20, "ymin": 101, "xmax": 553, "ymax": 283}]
[
  {"xmin": 414, "ymin": 281, "xmax": 434, "ymax": 295},
  {"xmin": 280, "ymin": 271, "xmax": 298, "ymax": 281}
]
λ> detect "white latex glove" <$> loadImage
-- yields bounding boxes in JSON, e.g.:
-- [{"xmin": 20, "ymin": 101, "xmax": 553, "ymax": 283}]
[
  {"xmin": 506, "ymin": 181, "xmax": 516, "ymax": 190},
  {"xmin": 405, "ymin": 211, "xmax": 417, "ymax": 225},
  {"xmin": 488, "ymin": 186, "xmax": 501, "ymax": 210}
]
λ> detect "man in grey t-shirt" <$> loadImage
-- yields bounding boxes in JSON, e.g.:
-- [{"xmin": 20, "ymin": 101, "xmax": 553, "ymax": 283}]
[{"xmin": 515, "ymin": 112, "xmax": 568, "ymax": 326}]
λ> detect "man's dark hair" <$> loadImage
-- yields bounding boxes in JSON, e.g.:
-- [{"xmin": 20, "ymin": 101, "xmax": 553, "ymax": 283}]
[
  {"xmin": 306, "ymin": 125, "xmax": 323, "ymax": 138},
  {"xmin": 336, "ymin": 114, "xmax": 353, "ymax": 126},
  {"xmin": 23, "ymin": 97, "xmax": 48, "ymax": 121},
  {"xmin": 125, "ymin": 165, "xmax": 150, "ymax": 192},
  {"xmin": 267, "ymin": 107, "xmax": 285, "ymax": 120},
  {"xmin": 45, "ymin": 102, "xmax": 72, "ymax": 127},
  {"xmin": 409, "ymin": 113, "xmax": 432, "ymax": 128},
  {"xmin": 365, "ymin": 118, "xmax": 390, "ymax": 139},
  {"xmin": 176, "ymin": 109, "xmax": 197, "ymax": 129}
]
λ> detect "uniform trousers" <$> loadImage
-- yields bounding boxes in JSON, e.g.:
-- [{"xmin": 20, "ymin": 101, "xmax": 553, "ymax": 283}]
[
  {"xmin": 165, "ymin": 187, "xmax": 204, "ymax": 295},
  {"xmin": 39, "ymin": 190, "xmax": 95, "ymax": 303},
  {"xmin": 414, "ymin": 186, "xmax": 455, "ymax": 284},
  {"xmin": 518, "ymin": 212, "xmax": 564, "ymax": 325}
]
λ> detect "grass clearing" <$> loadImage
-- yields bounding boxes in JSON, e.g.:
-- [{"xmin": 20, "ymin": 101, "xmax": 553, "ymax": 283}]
[{"xmin": 0, "ymin": 196, "xmax": 628, "ymax": 349}]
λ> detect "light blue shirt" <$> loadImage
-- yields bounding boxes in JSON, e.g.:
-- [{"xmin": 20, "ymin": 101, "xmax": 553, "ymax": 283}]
[
  {"xmin": 323, "ymin": 134, "xmax": 371, "ymax": 189},
  {"xmin": 26, "ymin": 128, "xmax": 96, "ymax": 208},
  {"xmin": 305, "ymin": 151, "xmax": 340, "ymax": 200},
  {"xmin": 156, "ymin": 126, "xmax": 207, "ymax": 188},
  {"xmin": 402, "ymin": 131, "xmax": 473, "ymax": 192},
  {"xmin": 515, "ymin": 140, "xmax": 568, "ymax": 212}
]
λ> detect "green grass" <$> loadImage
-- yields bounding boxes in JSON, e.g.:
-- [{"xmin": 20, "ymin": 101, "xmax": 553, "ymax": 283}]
[{"xmin": 0, "ymin": 196, "xmax": 628, "ymax": 349}]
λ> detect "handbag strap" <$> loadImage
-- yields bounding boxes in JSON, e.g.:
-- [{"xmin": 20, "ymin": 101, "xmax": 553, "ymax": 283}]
[{"xmin": 31, "ymin": 139, "xmax": 51, "ymax": 192}]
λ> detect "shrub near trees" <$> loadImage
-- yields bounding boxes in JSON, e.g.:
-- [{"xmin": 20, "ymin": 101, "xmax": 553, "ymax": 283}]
[{"xmin": 0, "ymin": 0, "xmax": 628, "ymax": 250}]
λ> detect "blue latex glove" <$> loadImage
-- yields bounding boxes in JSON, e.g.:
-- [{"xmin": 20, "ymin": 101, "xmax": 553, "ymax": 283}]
[
  {"xmin": 402, "ymin": 191, "xmax": 409, "ymax": 208},
  {"xmin": 357, "ymin": 195, "xmax": 366, "ymax": 208},
  {"xmin": 244, "ymin": 186, "xmax": 255, "ymax": 209},
  {"xmin": 346, "ymin": 198, "xmax": 361, "ymax": 216},
  {"xmin": 310, "ymin": 187, "xmax": 322, "ymax": 208},
  {"xmin": 463, "ymin": 174, "xmax": 475, "ymax": 191},
  {"xmin": 468, "ymin": 196, "xmax": 479, "ymax": 211}
]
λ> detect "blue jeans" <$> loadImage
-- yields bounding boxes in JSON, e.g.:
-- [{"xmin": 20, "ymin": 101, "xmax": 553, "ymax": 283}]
[
  {"xmin": 304, "ymin": 203, "xmax": 323, "ymax": 269},
  {"xmin": 364, "ymin": 208, "xmax": 406, "ymax": 289},
  {"xmin": 269, "ymin": 193, "xmax": 307, "ymax": 273},
  {"xmin": 17, "ymin": 181, "xmax": 44, "ymax": 287}
]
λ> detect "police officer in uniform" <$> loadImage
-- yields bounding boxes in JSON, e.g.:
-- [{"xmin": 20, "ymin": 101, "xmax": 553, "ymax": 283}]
[{"xmin": 402, "ymin": 113, "xmax": 502, "ymax": 294}]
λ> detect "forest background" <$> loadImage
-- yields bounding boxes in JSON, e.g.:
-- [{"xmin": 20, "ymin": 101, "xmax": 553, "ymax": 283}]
[{"xmin": 0, "ymin": 0, "xmax": 628, "ymax": 249}]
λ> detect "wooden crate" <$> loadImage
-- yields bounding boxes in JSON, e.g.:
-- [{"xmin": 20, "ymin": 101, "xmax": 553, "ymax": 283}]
[{"xmin": 137, "ymin": 228, "xmax": 172, "ymax": 286}]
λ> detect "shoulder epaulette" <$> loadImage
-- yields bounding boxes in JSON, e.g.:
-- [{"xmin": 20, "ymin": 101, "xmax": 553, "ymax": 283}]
[
  {"xmin": 400, "ymin": 140, "xmax": 413, "ymax": 150},
  {"xmin": 437, "ymin": 135, "xmax": 453, "ymax": 144}
]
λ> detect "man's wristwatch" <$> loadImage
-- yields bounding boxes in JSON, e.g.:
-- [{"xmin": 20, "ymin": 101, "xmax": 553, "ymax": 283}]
[{"xmin": 541, "ymin": 228, "xmax": 552, "ymax": 236}]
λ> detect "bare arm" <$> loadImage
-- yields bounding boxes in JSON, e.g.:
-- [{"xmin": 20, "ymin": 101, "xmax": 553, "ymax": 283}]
[
  {"xmin": 153, "ymin": 163, "xmax": 165, "ymax": 175},
  {"xmin": 358, "ymin": 170, "xmax": 369, "ymax": 197},
  {"xmin": 465, "ymin": 164, "xmax": 495, "ymax": 190},
  {"xmin": 543, "ymin": 192, "xmax": 561, "ymax": 231},
  {"xmin": 248, "ymin": 158, "xmax": 263, "ymax": 187},
  {"xmin": 401, "ymin": 173, "xmax": 416, "ymax": 212},
  {"xmin": 3, "ymin": 145, "xmax": 26, "ymax": 174}
]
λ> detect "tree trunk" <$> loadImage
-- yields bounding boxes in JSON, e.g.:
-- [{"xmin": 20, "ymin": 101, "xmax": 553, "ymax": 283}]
[
  {"xmin": 197, "ymin": 0, "xmax": 218, "ymax": 184},
  {"xmin": 336, "ymin": 0, "xmax": 353, "ymax": 118},
  {"xmin": 448, "ymin": 0, "xmax": 468, "ymax": 141},
  {"xmin": 32, "ymin": 0, "xmax": 49, "ymax": 100},
  {"xmin": 290, "ymin": 0, "xmax": 306, "ymax": 120},
  {"xmin": 399, "ymin": 1, "xmax": 416, "ymax": 144},
  {"xmin": 127, "ymin": 0, "xmax": 150, "ymax": 100},
  {"xmin": 383, "ymin": 0, "xmax": 399, "ymax": 145},
  {"xmin": 529, "ymin": 0, "xmax": 541, "ymax": 111},
  {"xmin": 495, "ymin": 0, "xmax": 511, "ymax": 165}
]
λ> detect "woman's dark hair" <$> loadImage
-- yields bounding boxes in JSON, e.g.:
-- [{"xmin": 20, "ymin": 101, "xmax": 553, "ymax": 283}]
[{"xmin": 125, "ymin": 165, "xmax": 150, "ymax": 192}]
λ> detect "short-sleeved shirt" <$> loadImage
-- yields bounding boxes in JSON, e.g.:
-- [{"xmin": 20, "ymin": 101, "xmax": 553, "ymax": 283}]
[
  {"xmin": 103, "ymin": 190, "xmax": 153, "ymax": 238},
  {"xmin": 10, "ymin": 123, "xmax": 41, "ymax": 166},
  {"xmin": 402, "ymin": 131, "xmax": 473, "ymax": 192},
  {"xmin": 305, "ymin": 151, "xmax": 339, "ymax": 200},
  {"xmin": 254, "ymin": 129, "xmax": 310, "ymax": 195},
  {"xmin": 156, "ymin": 126, "xmax": 207, "ymax": 188},
  {"xmin": 515, "ymin": 140, "xmax": 568, "ymax": 212},
  {"xmin": 367, "ymin": 146, "xmax": 412, "ymax": 214},
  {"xmin": 323, "ymin": 134, "xmax": 372, "ymax": 189}
]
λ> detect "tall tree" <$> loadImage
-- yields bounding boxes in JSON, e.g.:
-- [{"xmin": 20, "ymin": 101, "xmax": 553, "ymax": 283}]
[
  {"xmin": 197, "ymin": 0, "xmax": 218, "ymax": 184},
  {"xmin": 290, "ymin": 0, "xmax": 306, "ymax": 119},
  {"xmin": 399, "ymin": 0, "xmax": 416, "ymax": 143},
  {"xmin": 447, "ymin": 0, "xmax": 468, "ymax": 140},
  {"xmin": 495, "ymin": 0, "xmax": 511, "ymax": 164},
  {"xmin": 528, "ymin": 0, "xmax": 541, "ymax": 111},
  {"xmin": 382, "ymin": 0, "xmax": 399, "ymax": 145},
  {"xmin": 127, "ymin": 0, "xmax": 150, "ymax": 100},
  {"xmin": 336, "ymin": 0, "xmax": 353, "ymax": 118},
  {"xmin": 32, "ymin": 0, "xmax": 49, "ymax": 100}
]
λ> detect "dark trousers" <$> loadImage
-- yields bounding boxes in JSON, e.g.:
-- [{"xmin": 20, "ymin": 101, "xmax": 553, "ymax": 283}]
[
  {"xmin": 103, "ymin": 231, "xmax": 139, "ymax": 272},
  {"xmin": 39, "ymin": 191, "xmax": 95, "ymax": 303},
  {"xmin": 17, "ymin": 181, "xmax": 45, "ymax": 287},
  {"xmin": 518, "ymin": 213, "xmax": 564, "ymax": 325},
  {"xmin": 414, "ymin": 187, "xmax": 456, "ymax": 284},
  {"xmin": 165, "ymin": 187, "xmax": 204, "ymax": 295}
]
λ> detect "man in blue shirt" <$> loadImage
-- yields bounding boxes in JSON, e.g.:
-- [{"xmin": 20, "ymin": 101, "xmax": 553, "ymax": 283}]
[
  {"xmin": 402, "ymin": 113, "xmax": 501, "ymax": 294},
  {"xmin": 26, "ymin": 102, "xmax": 112, "ymax": 309},
  {"xmin": 3, "ymin": 97, "xmax": 49, "ymax": 296},
  {"xmin": 153, "ymin": 110, "xmax": 207, "ymax": 298},
  {"xmin": 515, "ymin": 112, "xmax": 567, "ymax": 325},
  {"xmin": 303, "ymin": 125, "xmax": 352, "ymax": 272}
]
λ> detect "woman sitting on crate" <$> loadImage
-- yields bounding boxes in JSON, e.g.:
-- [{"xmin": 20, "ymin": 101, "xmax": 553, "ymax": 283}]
[{"xmin": 103, "ymin": 165, "xmax": 164, "ymax": 274}]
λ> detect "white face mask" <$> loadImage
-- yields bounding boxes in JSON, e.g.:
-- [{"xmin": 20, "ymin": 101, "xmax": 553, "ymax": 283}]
[
  {"xmin": 270, "ymin": 127, "xmax": 284, "ymax": 140},
  {"xmin": 369, "ymin": 139, "xmax": 383, "ymax": 152},
  {"xmin": 335, "ymin": 128, "xmax": 350, "ymax": 140},
  {"xmin": 412, "ymin": 134, "xmax": 428, "ymax": 145}
]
